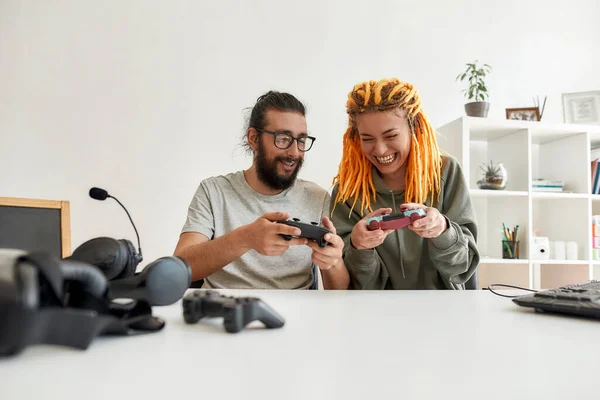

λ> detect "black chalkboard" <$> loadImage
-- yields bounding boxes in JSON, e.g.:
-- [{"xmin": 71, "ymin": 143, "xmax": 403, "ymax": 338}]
[{"xmin": 0, "ymin": 205, "xmax": 63, "ymax": 259}]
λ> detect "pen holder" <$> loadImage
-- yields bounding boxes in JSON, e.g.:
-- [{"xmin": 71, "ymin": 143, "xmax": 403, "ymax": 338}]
[{"xmin": 502, "ymin": 240, "xmax": 520, "ymax": 259}]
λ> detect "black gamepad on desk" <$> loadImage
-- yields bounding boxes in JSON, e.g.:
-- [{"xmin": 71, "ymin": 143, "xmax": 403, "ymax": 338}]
[
  {"xmin": 277, "ymin": 218, "xmax": 331, "ymax": 248},
  {"xmin": 182, "ymin": 291, "xmax": 285, "ymax": 333}
]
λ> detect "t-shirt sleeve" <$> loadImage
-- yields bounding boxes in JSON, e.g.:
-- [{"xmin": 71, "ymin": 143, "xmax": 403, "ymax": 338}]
[
  {"xmin": 321, "ymin": 190, "xmax": 332, "ymax": 220},
  {"xmin": 181, "ymin": 181, "xmax": 215, "ymax": 240}
]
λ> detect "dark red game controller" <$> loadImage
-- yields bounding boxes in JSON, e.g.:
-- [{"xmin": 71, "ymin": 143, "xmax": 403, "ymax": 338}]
[{"xmin": 366, "ymin": 209, "xmax": 426, "ymax": 231}]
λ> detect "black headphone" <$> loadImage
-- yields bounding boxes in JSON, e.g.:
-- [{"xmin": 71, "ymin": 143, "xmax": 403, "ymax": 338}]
[
  {"xmin": 69, "ymin": 237, "xmax": 142, "ymax": 281},
  {"xmin": 73, "ymin": 187, "xmax": 145, "ymax": 280},
  {"xmin": 65, "ymin": 187, "xmax": 192, "ymax": 306},
  {"xmin": 67, "ymin": 239, "xmax": 191, "ymax": 307}
]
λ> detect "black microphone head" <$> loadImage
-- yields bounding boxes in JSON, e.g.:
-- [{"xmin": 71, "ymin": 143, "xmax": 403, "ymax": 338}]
[{"xmin": 89, "ymin": 187, "xmax": 109, "ymax": 201}]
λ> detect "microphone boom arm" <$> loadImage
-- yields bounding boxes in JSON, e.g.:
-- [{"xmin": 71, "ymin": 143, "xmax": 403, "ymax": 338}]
[{"xmin": 108, "ymin": 195, "xmax": 143, "ymax": 261}]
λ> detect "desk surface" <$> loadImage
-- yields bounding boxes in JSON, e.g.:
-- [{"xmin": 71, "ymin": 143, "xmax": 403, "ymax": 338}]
[{"xmin": 1, "ymin": 290, "xmax": 598, "ymax": 399}]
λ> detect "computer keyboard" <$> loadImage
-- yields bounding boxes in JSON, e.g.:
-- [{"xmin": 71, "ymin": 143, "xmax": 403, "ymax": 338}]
[{"xmin": 512, "ymin": 280, "xmax": 600, "ymax": 319}]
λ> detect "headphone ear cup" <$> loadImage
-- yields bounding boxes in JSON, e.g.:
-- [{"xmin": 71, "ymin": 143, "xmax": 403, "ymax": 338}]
[
  {"xmin": 114, "ymin": 239, "xmax": 139, "ymax": 279},
  {"xmin": 59, "ymin": 260, "xmax": 108, "ymax": 299},
  {"xmin": 69, "ymin": 237, "xmax": 125, "ymax": 280},
  {"xmin": 144, "ymin": 256, "xmax": 192, "ymax": 306}
]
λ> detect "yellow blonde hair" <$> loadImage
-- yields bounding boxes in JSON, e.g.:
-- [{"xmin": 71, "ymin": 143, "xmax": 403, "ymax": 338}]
[{"xmin": 333, "ymin": 78, "xmax": 442, "ymax": 215}]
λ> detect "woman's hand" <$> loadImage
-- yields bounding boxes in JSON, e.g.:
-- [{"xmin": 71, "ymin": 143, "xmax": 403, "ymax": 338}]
[
  {"xmin": 401, "ymin": 203, "xmax": 449, "ymax": 239},
  {"xmin": 350, "ymin": 208, "xmax": 395, "ymax": 250}
]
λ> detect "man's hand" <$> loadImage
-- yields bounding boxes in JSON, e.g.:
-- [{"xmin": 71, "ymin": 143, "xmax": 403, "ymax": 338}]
[
  {"xmin": 306, "ymin": 216, "xmax": 343, "ymax": 271},
  {"xmin": 350, "ymin": 208, "xmax": 395, "ymax": 250},
  {"xmin": 401, "ymin": 203, "xmax": 449, "ymax": 239},
  {"xmin": 243, "ymin": 212, "xmax": 307, "ymax": 256}
]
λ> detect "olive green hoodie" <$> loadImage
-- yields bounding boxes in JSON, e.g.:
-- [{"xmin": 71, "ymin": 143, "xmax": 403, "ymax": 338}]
[{"xmin": 330, "ymin": 155, "xmax": 479, "ymax": 290}]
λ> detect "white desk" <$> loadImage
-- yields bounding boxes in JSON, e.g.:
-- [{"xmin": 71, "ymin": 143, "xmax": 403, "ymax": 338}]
[{"xmin": 1, "ymin": 290, "xmax": 598, "ymax": 399}]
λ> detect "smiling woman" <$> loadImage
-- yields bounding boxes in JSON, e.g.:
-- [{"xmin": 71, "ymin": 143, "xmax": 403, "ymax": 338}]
[
  {"xmin": 334, "ymin": 80, "xmax": 442, "ymax": 211},
  {"xmin": 329, "ymin": 78, "xmax": 480, "ymax": 291},
  {"xmin": 354, "ymin": 108, "xmax": 413, "ymax": 190}
]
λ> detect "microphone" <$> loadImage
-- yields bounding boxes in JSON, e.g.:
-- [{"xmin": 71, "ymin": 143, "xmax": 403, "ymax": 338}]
[
  {"xmin": 89, "ymin": 187, "xmax": 109, "ymax": 201},
  {"xmin": 89, "ymin": 187, "xmax": 143, "ymax": 262}
]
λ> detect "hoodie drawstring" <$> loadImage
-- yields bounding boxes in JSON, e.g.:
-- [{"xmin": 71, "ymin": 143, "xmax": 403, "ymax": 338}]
[{"xmin": 390, "ymin": 189, "xmax": 406, "ymax": 279}]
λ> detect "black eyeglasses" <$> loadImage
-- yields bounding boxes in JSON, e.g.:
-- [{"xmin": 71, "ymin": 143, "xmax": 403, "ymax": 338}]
[{"xmin": 255, "ymin": 128, "xmax": 316, "ymax": 152}]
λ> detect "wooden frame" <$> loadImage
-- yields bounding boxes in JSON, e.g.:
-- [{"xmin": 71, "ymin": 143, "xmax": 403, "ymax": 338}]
[
  {"xmin": 505, "ymin": 107, "xmax": 541, "ymax": 121},
  {"xmin": 0, "ymin": 197, "xmax": 71, "ymax": 257}
]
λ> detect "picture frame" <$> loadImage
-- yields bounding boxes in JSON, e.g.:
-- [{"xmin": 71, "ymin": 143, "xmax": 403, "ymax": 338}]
[
  {"xmin": 505, "ymin": 107, "xmax": 540, "ymax": 121},
  {"xmin": 562, "ymin": 90, "xmax": 600, "ymax": 125}
]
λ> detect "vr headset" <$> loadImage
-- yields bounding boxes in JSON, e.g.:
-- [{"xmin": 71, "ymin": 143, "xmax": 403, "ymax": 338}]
[
  {"xmin": 0, "ymin": 245, "xmax": 191, "ymax": 357},
  {"xmin": 0, "ymin": 187, "xmax": 193, "ymax": 357}
]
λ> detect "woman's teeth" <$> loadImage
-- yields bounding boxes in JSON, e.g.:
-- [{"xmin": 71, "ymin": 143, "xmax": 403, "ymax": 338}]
[{"xmin": 376, "ymin": 154, "xmax": 396, "ymax": 164}]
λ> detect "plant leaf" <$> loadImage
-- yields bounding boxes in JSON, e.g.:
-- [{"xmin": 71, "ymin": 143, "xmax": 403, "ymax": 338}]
[{"xmin": 459, "ymin": 61, "xmax": 491, "ymax": 100}]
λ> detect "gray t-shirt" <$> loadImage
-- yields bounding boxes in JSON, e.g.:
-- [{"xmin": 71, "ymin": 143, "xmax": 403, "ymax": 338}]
[{"xmin": 181, "ymin": 171, "xmax": 330, "ymax": 289}]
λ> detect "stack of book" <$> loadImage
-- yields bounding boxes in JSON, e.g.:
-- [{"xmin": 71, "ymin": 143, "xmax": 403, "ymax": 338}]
[{"xmin": 532, "ymin": 179, "xmax": 564, "ymax": 192}]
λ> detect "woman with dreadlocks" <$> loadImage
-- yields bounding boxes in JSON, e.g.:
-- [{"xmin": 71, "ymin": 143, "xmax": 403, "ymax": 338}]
[{"xmin": 330, "ymin": 78, "xmax": 479, "ymax": 290}]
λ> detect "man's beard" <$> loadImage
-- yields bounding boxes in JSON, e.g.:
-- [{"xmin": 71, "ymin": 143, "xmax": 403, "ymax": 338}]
[{"xmin": 255, "ymin": 138, "xmax": 304, "ymax": 191}]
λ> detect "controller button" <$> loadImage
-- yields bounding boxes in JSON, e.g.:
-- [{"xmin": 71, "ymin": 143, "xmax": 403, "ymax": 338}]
[{"xmin": 293, "ymin": 218, "xmax": 300, "ymax": 222}]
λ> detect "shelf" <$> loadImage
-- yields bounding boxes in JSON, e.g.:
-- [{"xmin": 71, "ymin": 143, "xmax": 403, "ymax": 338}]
[
  {"xmin": 530, "ymin": 131, "xmax": 584, "ymax": 145},
  {"xmin": 532, "ymin": 259, "xmax": 590, "ymax": 265},
  {"xmin": 531, "ymin": 192, "xmax": 589, "ymax": 199},
  {"xmin": 479, "ymin": 258, "xmax": 529, "ymax": 264},
  {"xmin": 587, "ymin": 131, "xmax": 600, "ymax": 148},
  {"xmin": 467, "ymin": 118, "xmax": 533, "ymax": 141},
  {"xmin": 480, "ymin": 258, "xmax": 591, "ymax": 265},
  {"xmin": 538, "ymin": 263, "xmax": 590, "ymax": 289},
  {"xmin": 470, "ymin": 190, "xmax": 592, "ymax": 199},
  {"xmin": 477, "ymin": 261, "xmax": 530, "ymax": 289},
  {"xmin": 465, "ymin": 116, "xmax": 600, "ymax": 143},
  {"xmin": 470, "ymin": 189, "xmax": 528, "ymax": 197},
  {"xmin": 437, "ymin": 116, "xmax": 600, "ymax": 289}
]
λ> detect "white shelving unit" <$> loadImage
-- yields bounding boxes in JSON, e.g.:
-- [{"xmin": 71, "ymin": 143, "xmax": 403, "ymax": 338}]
[{"xmin": 437, "ymin": 116, "xmax": 600, "ymax": 290}]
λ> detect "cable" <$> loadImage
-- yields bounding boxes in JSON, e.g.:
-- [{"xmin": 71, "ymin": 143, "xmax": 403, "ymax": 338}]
[
  {"xmin": 109, "ymin": 195, "xmax": 143, "ymax": 260},
  {"xmin": 487, "ymin": 283, "xmax": 538, "ymax": 298}
]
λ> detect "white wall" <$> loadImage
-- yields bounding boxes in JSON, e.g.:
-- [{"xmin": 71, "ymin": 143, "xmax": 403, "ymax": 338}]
[{"xmin": 2, "ymin": 0, "xmax": 599, "ymax": 266}]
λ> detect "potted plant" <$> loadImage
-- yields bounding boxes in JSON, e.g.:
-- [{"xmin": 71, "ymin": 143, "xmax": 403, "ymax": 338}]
[
  {"xmin": 456, "ymin": 60, "xmax": 492, "ymax": 118},
  {"xmin": 477, "ymin": 160, "xmax": 507, "ymax": 190}
]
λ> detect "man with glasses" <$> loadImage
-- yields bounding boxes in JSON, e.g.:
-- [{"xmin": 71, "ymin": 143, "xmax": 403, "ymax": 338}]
[{"xmin": 174, "ymin": 91, "xmax": 350, "ymax": 290}]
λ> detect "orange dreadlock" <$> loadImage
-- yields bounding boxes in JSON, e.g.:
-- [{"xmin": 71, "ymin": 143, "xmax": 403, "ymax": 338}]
[{"xmin": 332, "ymin": 78, "xmax": 442, "ymax": 216}]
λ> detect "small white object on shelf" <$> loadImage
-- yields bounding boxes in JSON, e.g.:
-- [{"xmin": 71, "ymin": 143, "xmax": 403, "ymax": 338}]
[
  {"xmin": 553, "ymin": 241, "xmax": 566, "ymax": 260},
  {"xmin": 531, "ymin": 236, "xmax": 550, "ymax": 260},
  {"xmin": 566, "ymin": 241, "xmax": 579, "ymax": 260}
]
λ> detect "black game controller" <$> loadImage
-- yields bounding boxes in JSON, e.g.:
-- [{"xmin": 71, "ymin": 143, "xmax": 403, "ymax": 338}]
[
  {"xmin": 182, "ymin": 290, "xmax": 285, "ymax": 333},
  {"xmin": 277, "ymin": 218, "xmax": 331, "ymax": 248}
]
